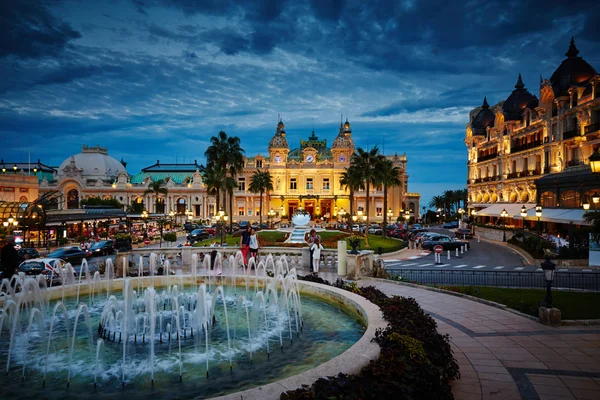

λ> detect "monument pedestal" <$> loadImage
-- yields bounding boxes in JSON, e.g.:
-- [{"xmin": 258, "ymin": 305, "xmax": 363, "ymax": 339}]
[
  {"xmin": 538, "ymin": 307, "xmax": 562, "ymax": 326},
  {"xmin": 345, "ymin": 250, "xmax": 375, "ymax": 280}
]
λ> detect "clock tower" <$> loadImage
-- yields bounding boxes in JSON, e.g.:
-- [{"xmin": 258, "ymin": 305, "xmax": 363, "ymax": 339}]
[
  {"xmin": 332, "ymin": 118, "xmax": 355, "ymax": 165},
  {"xmin": 268, "ymin": 118, "xmax": 290, "ymax": 166}
]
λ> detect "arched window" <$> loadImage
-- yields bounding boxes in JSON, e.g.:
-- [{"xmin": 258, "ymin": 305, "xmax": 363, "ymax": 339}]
[
  {"xmin": 67, "ymin": 189, "xmax": 79, "ymax": 209},
  {"xmin": 540, "ymin": 191, "xmax": 556, "ymax": 208},
  {"xmin": 560, "ymin": 190, "xmax": 580, "ymax": 208},
  {"xmin": 409, "ymin": 202, "xmax": 415, "ymax": 212},
  {"xmin": 177, "ymin": 198, "xmax": 186, "ymax": 214}
]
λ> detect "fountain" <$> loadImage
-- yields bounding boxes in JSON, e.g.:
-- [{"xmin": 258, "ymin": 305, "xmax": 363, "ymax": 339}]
[
  {"xmin": 0, "ymin": 252, "xmax": 369, "ymax": 399},
  {"xmin": 287, "ymin": 208, "xmax": 312, "ymax": 243}
]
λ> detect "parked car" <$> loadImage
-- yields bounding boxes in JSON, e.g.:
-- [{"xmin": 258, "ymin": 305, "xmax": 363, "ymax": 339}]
[
  {"xmin": 412, "ymin": 223, "xmax": 422, "ymax": 230},
  {"xmin": 19, "ymin": 257, "xmax": 66, "ymax": 284},
  {"xmin": 89, "ymin": 240, "xmax": 115, "ymax": 256},
  {"xmin": 421, "ymin": 235, "xmax": 470, "ymax": 251},
  {"xmin": 18, "ymin": 248, "xmax": 40, "ymax": 259},
  {"xmin": 351, "ymin": 224, "xmax": 360, "ymax": 231},
  {"xmin": 183, "ymin": 222, "xmax": 200, "ymax": 232},
  {"xmin": 442, "ymin": 221, "xmax": 459, "ymax": 229},
  {"xmin": 456, "ymin": 228, "xmax": 474, "ymax": 239},
  {"xmin": 187, "ymin": 229, "xmax": 209, "ymax": 244},
  {"xmin": 47, "ymin": 247, "xmax": 89, "ymax": 265}
]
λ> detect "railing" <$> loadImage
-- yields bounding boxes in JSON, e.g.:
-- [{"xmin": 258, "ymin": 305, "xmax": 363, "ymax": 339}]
[
  {"xmin": 482, "ymin": 176, "xmax": 497, "ymax": 182},
  {"xmin": 385, "ymin": 269, "xmax": 600, "ymax": 291},
  {"xmin": 567, "ymin": 159, "xmax": 585, "ymax": 167},
  {"xmin": 563, "ymin": 128, "xmax": 579, "ymax": 140},
  {"xmin": 585, "ymin": 123, "xmax": 599, "ymax": 135},
  {"xmin": 477, "ymin": 153, "xmax": 498, "ymax": 162},
  {"xmin": 510, "ymin": 139, "xmax": 542, "ymax": 153}
]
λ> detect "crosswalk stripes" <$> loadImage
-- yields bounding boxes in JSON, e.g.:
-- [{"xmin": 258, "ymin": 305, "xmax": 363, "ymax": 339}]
[
  {"xmin": 402, "ymin": 262, "xmax": 418, "ymax": 266},
  {"xmin": 558, "ymin": 268, "xmax": 568, "ymax": 272},
  {"xmin": 493, "ymin": 266, "xmax": 505, "ymax": 270},
  {"xmin": 535, "ymin": 268, "xmax": 542, "ymax": 271},
  {"xmin": 453, "ymin": 265, "xmax": 467, "ymax": 268},
  {"xmin": 473, "ymin": 265, "xmax": 486, "ymax": 269},
  {"xmin": 420, "ymin": 263, "xmax": 433, "ymax": 267},
  {"xmin": 514, "ymin": 267, "xmax": 525, "ymax": 270},
  {"xmin": 434, "ymin": 264, "xmax": 449, "ymax": 268}
]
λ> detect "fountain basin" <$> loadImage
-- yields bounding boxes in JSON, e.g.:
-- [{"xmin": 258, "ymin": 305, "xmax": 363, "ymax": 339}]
[{"xmin": 0, "ymin": 274, "xmax": 383, "ymax": 399}]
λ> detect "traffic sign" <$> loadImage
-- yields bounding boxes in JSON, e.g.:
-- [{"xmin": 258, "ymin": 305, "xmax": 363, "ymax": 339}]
[
  {"xmin": 434, "ymin": 245, "xmax": 443, "ymax": 254},
  {"xmin": 144, "ymin": 238, "xmax": 150, "ymax": 245}
]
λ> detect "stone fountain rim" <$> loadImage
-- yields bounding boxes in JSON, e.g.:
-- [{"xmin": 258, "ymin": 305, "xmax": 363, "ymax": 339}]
[{"xmin": 11, "ymin": 275, "xmax": 384, "ymax": 400}]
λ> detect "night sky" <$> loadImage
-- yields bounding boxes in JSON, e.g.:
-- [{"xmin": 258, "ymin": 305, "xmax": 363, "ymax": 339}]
[{"xmin": 2, "ymin": 0, "xmax": 600, "ymax": 206}]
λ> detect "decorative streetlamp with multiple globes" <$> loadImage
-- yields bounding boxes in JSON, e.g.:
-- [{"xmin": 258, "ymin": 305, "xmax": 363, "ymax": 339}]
[
  {"xmin": 540, "ymin": 257, "xmax": 556, "ymax": 308},
  {"xmin": 535, "ymin": 205, "xmax": 542, "ymax": 232},
  {"xmin": 215, "ymin": 209, "xmax": 229, "ymax": 245},
  {"xmin": 500, "ymin": 208, "xmax": 508, "ymax": 242},
  {"xmin": 520, "ymin": 204, "xmax": 527, "ymax": 234}
]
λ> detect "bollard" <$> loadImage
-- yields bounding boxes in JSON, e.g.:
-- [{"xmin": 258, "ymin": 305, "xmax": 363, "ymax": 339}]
[
  {"xmin": 477, "ymin": 236, "xmax": 480, "ymax": 243},
  {"xmin": 447, "ymin": 250, "xmax": 451, "ymax": 260},
  {"xmin": 465, "ymin": 244, "xmax": 468, "ymax": 252},
  {"xmin": 456, "ymin": 248, "xmax": 459, "ymax": 257},
  {"xmin": 460, "ymin": 245, "xmax": 464, "ymax": 254}
]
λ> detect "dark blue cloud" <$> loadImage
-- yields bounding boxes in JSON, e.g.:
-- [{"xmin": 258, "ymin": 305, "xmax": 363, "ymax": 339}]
[{"xmin": 0, "ymin": 0, "xmax": 81, "ymax": 58}]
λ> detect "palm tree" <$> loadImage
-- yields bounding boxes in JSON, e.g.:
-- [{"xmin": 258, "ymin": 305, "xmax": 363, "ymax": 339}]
[
  {"xmin": 376, "ymin": 158, "xmax": 402, "ymax": 237},
  {"xmin": 339, "ymin": 165, "xmax": 364, "ymax": 215},
  {"xmin": 350, "ymin": 146, "xmax": 380, "ymax": 229},
  {"xmin": 225, "ymin": 176, "xmax": 237, "ymax": 231},
  {"xmin": 202, "ymin": 163, "xmax": 222, "ymax": 214},
  {"xmin": 143, "ymin": 179, "xmax": 168, "ymax": 213},
  {"xmin": 248, "ymin": 169, "xmax": 274, "ymax": 227},
  {"xmin": 204, "ymin": 131, "xmax": 245, "ymax": 213}
]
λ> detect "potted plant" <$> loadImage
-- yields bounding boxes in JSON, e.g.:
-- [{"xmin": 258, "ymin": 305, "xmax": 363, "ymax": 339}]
[{"xmin": 347, "ymin": 235, "xmax": 362, "ymax": 254}]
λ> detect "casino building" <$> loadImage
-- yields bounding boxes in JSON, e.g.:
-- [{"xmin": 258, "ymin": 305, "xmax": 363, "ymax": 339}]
[
  {"xmin": 466, "ymin": 38, "xmax": 600, "ymax": 227},
  {"xmin": 1, "ymin": 120, "xmax": 420, "ymax": 228}
]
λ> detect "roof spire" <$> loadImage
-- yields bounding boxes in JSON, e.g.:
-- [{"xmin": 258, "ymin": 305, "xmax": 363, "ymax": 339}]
[
  {"xmin": 515, "ymin": 73, "xmax": 525, "ymax": 89},
  {"xmin": 566, "ymin": 36, "xmax": 579, "ymax": 58},
  {"xmin": 482, "ymin": 96, "xmax": 489, "ymax": 109}
]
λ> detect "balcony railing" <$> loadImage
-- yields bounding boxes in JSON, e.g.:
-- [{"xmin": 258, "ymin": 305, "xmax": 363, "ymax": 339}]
[
  {"xmin": 566, "ymin": 159, "xmax": 585, "ymax": 167},
  {"xmin": 563, "ymin": 128, "xmax": 579, "ymax": 140},
  {"xmin": 585, "ymin": 122, "xmax": 599, "ymax": 135},
  {"xmin": 510, "ymin": 139, "xmax": 542, "ymax": 153},
  {"xmin": 477, "ymin": 153, "xmax": 498, "ymax": 162}
]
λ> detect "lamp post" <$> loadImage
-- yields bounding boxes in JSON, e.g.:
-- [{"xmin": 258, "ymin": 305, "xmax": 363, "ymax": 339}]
[
  {"xmin": 520, "ymin": 205, "xmax": 527, "ymax": 235},
  {"xmin": 437, "ymin": 208, "xmax": 442, "ymax": 224},
  {"xmin": 404, "ymin": 209, "xmax": 410, "ymax": 227},
  {"xmin": 352, "ymin": 213, "xmax": 358, "ymax": 230},
  {"xmin": 540, "ymin": 257, "xmax": 556, "ymax": 308},
  {"xmin": 500, "ymin": 208, "xmax": 508, "ymax": 242},
  {"xmin": 268, "ymin": 209, "xmax": 275, "ymax": 228},
  {"xmin": 169, "ymin": 210, "xmax": 175, "ymax": 230},
  {"xmin": 141, "ymin": 210, "xmax": 148, "ymax": 237},
  {"xmin": 387, "ymin": 208, "xmax": 393, "ymax": 228},
  {"xmin": 535, "ymin": 205, "xmax": 542, "ymax": 232},
  {"xmin": 593, "ymin": 192, "xmax": 600, "ymax": 211},
  {"xmin": 338, "ymin": 207, "xmax": 346, "ymax": 228},
  {"xmin": 458, "ymin": 207, "xmax": 464, "ymax": 227},
  {"xmin": 589, "ymin": 148, "xmax": 600, "ymax": 173}
]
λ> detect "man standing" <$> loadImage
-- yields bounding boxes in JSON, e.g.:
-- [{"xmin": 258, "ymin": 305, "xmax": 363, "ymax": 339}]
[
  {"xmin": 1, "ymin": 236, "xmax": 22, "ymax": 281},
  {"xmin": 306, "ymin": 229, "xmax": 320, "ymax": 271}
]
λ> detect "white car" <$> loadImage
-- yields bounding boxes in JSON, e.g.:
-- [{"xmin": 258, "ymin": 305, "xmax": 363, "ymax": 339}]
[
  {"xmin": 18, "ymin": 258, "xmax": 67, "ymax": 285},
  {"xmin": 352, "ymin": 224, "xmax": 360, "ymax": 231}
]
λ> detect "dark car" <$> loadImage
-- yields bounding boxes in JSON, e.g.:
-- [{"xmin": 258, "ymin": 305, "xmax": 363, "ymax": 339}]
[
  {"xmin": 18, "ymin": 247, "xmax": 40, "ymax": 259},
  {"xmin": 421, "ymin": 235, "xmax": 470, "ymax": 251},
  {"xmin": 47, "ymin": 247, "xmax": 89, "ymax": 265},
  {"xmin": 89, "ymin": 240, "xmax": 114, "ymax": 256},
  {"xmin": 442, "ymin": 221, "xmax": 459, "ymax": 229},
  {"xmin": 456, "ymin": 229, "xmax": 474, "ymax": 239},
  {"xmin": 187, "ymin": 229, "xmax": 209, "ymax": 244},
  {"xmin": 183, "ymin": 222, "xmax": 200, "ymax": 232}
]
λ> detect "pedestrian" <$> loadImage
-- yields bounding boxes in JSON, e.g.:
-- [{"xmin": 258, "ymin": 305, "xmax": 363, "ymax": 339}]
[
  {"xmin": 307, "ymin": 229, "xmax": 320, "ymax": 271},
  {"xmin": 241, "ymin": 225, "xmax": 252, "ymax": 267},
  {"xmin": 248, "ymin": 228, "xmax": 259, "ymax": 268},
  {"xmin": 1, "ymin": 236, "xmax": 22, "ymax": 283},
  {"xmin": 408, "ymin": 231, "xmax": 415, "ymax": 249},
  {"xmin": 310, "ymin": 238, "xmax": 324, "ymax": 273}
]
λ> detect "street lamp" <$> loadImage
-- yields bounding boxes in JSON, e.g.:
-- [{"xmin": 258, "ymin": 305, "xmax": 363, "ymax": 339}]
[
  {"xmin": 268, "ymin": 209, "xmax": 275, "ymax": 228},
  {"xmin": 458, "ymin": 207, "xmax": 465, "ymax": 226},
  {"xmin": 338, "ymin": 207, "xmax": 346, "ymax": 228},
  {"xmin": 520, "ymin": 204, "xmax": 527, "ymax": 234},
  {"xmin": 387, "ymin": 208, "xmax": 393, "ymax": 224},
  {"xmin": 535, "ymin": 205, "xmax": 542, "ymax": 232},
  {"xmin": 404, "ymin": 209, "xmax": 410, "ymax": 226},
  {"xmin": 589, "ymin": 149, "xmax": 600, "ymax": 173},
  {"xmin": 593, "ymin": 192, "xmax": 600, "ymax": 211},
  {"xmin": 169, "ymin": 210, "xmax": 175, "ymax": 229},
  {"xmin": 500, "ymin": 208, "xmax": 508, "ymax": 242},
  {"xmin": 142, "ymin": 210, "xmax": 148, "ymax": 236},
  {"xmin": 540, "ymin": 257, "xmax": 556, "ymax": 308}
]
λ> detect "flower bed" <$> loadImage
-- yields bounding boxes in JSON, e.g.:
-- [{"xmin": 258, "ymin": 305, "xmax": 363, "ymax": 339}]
[{"xmin": 282, "ymin": 274, "xmax": 460, "ymax": 399}]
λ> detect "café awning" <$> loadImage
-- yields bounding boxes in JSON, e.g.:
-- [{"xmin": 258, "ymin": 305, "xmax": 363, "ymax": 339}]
[
  {"xmin": 524, "ymin": 208, "xmax": 590, "ymax": 225},
  {"xmin": 475, "ymin": 203, "xmax": 536, "ymax": 218}
]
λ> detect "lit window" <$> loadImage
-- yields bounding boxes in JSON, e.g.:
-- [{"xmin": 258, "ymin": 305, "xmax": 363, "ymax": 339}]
[
  {"xmin": 238, "ymin": 207, "xmax": 245, "ymax": 216},
  {"xmin": 306, "ymin": 178, "xmax": 313, "ymax": 189},
  {"xmin": 323, "ymin": 178, "xmax": 330, "ymax": 190}
]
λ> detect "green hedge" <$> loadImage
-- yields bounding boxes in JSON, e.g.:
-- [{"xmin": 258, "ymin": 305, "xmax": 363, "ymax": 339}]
[{"xmin": 282, "ymin": 275, "xmax": 459, "ymax": 399}]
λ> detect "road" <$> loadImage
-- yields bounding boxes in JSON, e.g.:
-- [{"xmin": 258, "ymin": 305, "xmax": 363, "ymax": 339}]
[{"xmin": 383, "ymin": 228, "xmax": 600, "ymax": 291}]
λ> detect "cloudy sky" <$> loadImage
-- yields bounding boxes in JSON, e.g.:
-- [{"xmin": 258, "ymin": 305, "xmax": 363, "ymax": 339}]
[{"xmin": 2, "ymin": 0, "xmax": 600, "ymax": 206}]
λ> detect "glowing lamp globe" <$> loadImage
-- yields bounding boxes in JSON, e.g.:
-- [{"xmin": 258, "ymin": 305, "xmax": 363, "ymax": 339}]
[{"xmin": 292, "ymin": 209, "xmax": 311, "ymax": 227}]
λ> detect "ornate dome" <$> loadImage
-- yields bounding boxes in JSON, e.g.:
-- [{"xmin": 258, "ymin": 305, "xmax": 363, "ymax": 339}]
[
  {"xmin": 550, "ymin": 37, "xmax": 597, "ymax": 97},
  {"xmin": 332, "ymin": 118, "xmax": 355, "ymax": 148},
  {"xmin": 268, "ymin": 120, "xmax": 289, "ymax": 149},
  {"xmin": 502, "ymin": 74, "xmax": 538, "ymax": 121},
  {"xmin": 471, "ymin": 97, "xmax": 495, "ymax": 135},
  {"xmin": 58, "ymin": 145, "xmax": 126, "ymax": 180}
]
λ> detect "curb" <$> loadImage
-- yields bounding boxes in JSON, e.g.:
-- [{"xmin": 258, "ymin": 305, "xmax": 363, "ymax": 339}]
[{"xmin": 363, "ymin": 277, "xmax": 600, "ymax": 326}]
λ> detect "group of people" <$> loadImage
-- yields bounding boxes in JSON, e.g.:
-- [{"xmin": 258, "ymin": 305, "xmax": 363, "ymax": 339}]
[
  {"xmin": 240, "ymin": 226, "xmax": 260, "ymax": 268},
  {"xmin": 307, "ymin": 229, "xmax": 324, "ymax": 273}
]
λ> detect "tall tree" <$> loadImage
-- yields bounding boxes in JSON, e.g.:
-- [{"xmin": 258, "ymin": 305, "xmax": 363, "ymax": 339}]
[
  {"xmin": 339, "ymin": 165, "xmax": 364, "ymax": 216},
  {"xmin": 143, "ymin": 179, "xmax": 168, "ymax": 213},
  {"xmin": 202, "ymin": 163, "xmax": 222, "ymax": 215},
  {"xmin": 350, "ymin": 146, "xmax": 380, "ymax": 229},
  {"xmin": 204, "ymin": 131, "xmax": 245, "ymax": 215},
  {"xmin": 225, "ymin": 176, "xmax": 237, "ymax": 231},
  {"xmin": 376, "ymin": 158, "xmax": 402, "ymax": 237},
  {"xmin": 248, "ymin": 169, "xmax": 274, "ymax": 227}
]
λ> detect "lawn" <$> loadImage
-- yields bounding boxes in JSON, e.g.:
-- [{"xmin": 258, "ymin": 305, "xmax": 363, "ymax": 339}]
[
  {"xmin": 438, "ymin": 286, "xmax": 600, "ymax": 320},
  {"xmin": 190, "ymin": 230, "xmax": 404, "ymax": 253}
]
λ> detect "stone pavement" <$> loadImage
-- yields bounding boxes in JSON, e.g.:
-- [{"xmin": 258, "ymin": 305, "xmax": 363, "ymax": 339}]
[
  {"xmin": 375, "ymin": 247, "xmax": 431, "ymax": 261},
  {"xmin": 358, "ymin": 279, "xmax": 600, "ymax": 400}
]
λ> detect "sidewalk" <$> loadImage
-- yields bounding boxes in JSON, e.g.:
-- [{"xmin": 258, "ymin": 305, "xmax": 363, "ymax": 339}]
[
  {"xmin": 376, "ymin": 247, "xmax": 431, "ymax": 261},
  {"xmin": 360, "ymin": 279, "xmax": 600, "ymax": 400}
]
